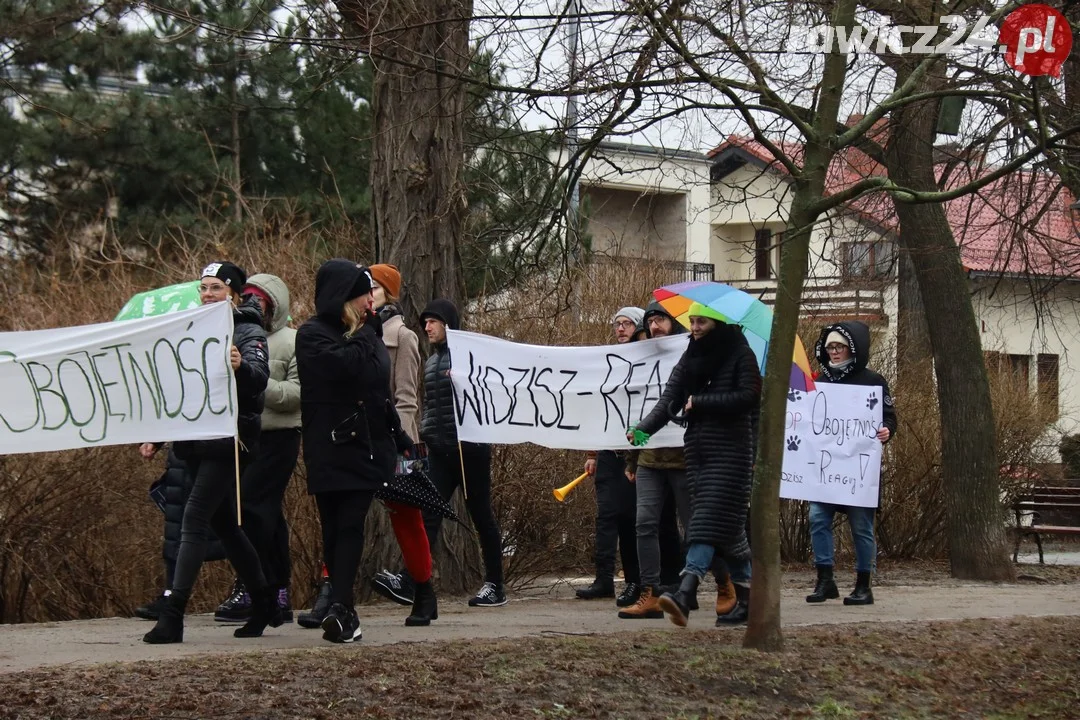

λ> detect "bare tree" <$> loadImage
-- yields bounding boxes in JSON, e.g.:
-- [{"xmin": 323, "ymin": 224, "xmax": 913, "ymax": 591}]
[{"xmin": 334, "ymin": 0, "xmax": 472, "ymax": 323}]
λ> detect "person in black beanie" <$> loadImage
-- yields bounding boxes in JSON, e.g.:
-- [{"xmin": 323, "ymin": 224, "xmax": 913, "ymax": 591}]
[
  {"xmin": 418, "ymin": 298, "xmax": 508, "ymax": 607},
  {"xmin": 139, "ymin": 260, "xmax": 281, "ymax": 644},
  {"xmin": 295, "ymin": 259, "xmax": 414, "ymax": 643}
]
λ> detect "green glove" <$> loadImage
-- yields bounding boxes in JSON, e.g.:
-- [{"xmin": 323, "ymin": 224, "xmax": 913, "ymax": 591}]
[{"xmin": 628, "ymin": 428, "xmax": 651, "ymax": 447}]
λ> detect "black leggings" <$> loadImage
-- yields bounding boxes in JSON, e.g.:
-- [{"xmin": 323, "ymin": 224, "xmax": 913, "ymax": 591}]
[
  {"xmin": 423, "ymin": 444, "xmax": 504, "ymax": 586},
  {"xmin": 316, "ymin": 490, "xmax": 375, "ymax": 607},
  {"xmin": 171, "ymin": 456, "xmax": 267, "ymax": 598}
]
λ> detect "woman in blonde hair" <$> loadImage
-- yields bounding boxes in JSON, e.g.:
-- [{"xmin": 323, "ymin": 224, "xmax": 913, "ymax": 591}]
[{"xmin": 295, "ymin": 259, "xmax": 413, "ymax": 643}]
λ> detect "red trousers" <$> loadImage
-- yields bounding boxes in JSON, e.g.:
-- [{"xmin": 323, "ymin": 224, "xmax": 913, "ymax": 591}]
[{"xmin": 384, "ymin": 501, "xmax": 433, "ymax": 583}]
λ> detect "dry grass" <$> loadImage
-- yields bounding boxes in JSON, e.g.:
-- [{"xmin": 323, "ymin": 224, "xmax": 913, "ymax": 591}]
[
  {"xmin": 0, "ymin": 207, "xmax": 1061, "ymax": 622},
  {"xmin": 1, "ymin": 616, "xmax": 1077, "ymax": 718}
]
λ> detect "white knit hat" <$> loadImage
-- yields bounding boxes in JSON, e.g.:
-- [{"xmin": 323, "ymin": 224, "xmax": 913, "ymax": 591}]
[{"xmin": 825, "ymin": 330, "xmax": 847, "ymax": 347}]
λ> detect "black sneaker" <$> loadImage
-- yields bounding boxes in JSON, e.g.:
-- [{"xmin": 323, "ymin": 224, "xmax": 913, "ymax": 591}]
[
  {"xmin": 372, "ymin": 569, "xmax": 415, "ymax": 606},
  {"xmin": 298, "ymin": 579, "xmax": 332, "ymax": 629},
  {"xmin": 133, "ymin": 593, "xmax": 168, "ymax": 621},
  {"xmin": 214, "ymin": 579, "xmax": 252, "ymax": 623},
  {"xmin": 277, "ymin": 587, "xmax": 294, "ymax": 623},
  {"xmin": 616, "ymin": 582, "xmax": 641, "ymax": 608},
  {"xmin": 468, "ymin": 581, "xmax": 508, "ymax": 607},
  {"xmin": 321, "ymin": 602, "xmax": 361, "ymax": 643}
]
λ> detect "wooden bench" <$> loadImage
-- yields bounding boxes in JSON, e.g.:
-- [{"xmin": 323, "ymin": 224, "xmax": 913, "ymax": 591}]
[{"xmin": 1012, "ymin": 486, "xmax": 1080, "ymax": 563}]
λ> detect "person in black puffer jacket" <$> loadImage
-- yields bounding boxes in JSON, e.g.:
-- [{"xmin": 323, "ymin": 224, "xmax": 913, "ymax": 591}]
[
  {"xmin": 419, "ymin": 299, "xmax": 507, "ymax": 608},
  {"xmin": 296, "ymin": 259, "xmax": 414, "ymax": 643},
  {"xmin": 806, "ymin": 321, "xmax": 897, "ymax": 608},
  {"xmin": 139, "ymin": 261, "xmax": 281, "ymax": 645},
  {"xmin": 631, "ymin": 301, "xmax": 760, "ymax": 628}
]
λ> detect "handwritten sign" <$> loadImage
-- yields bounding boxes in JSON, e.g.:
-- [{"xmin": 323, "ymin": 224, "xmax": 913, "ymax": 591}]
[
  {"xmin": 445, "ymin": 330, "xmax": 687, "ymax": 450},
  {"xmin": 0, "ymin": 303, "xmax": 237, "ymax": 454},
  {"xmin": 780, "ymin": 383, "xmax": 883, "ymax": 508}
]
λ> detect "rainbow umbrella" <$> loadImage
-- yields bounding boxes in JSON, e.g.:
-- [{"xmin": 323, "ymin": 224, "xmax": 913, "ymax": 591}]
[{"xmin": 653, "ymin": 280, "xmax": 816, "ymax": 391}]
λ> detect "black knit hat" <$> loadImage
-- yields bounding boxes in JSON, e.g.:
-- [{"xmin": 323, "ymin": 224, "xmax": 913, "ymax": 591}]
[
  {"xmin": 420, "ymin": 298, "xmax": 461, "ymax": 331},
  {"xmin": 201, "ymin": 261, "xmax": 246, "ymax": 290}
]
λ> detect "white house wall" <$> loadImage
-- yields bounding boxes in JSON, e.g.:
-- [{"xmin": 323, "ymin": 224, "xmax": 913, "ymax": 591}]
[
  {"xmin": 973, "ymin": 279, "xmax": 1080, "ymax": 439},
  {"xmin": 573, "ymin": 145, "xmax": 713, "ymax": 264}
]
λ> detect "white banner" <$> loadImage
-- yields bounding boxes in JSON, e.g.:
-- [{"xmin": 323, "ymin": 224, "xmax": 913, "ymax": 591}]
[
  {"xmin": 446, "ymin": 330, "xmax": 687, "ymax": 450},
  {"xmin": 780, "ymin": 383, "xmax": 884, "ymax": 507},
  {"xmin": 0, "ymin": 303, "xmax": 237, "ymax": 454}
]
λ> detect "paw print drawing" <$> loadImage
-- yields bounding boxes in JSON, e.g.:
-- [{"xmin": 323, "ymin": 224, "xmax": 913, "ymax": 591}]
[
  {"xmin": 787, "ymin": 389, "xmax": 803, "ymax": 402},
  {"xmin": 786, "ymin": 435, "xmax": 801, "ymax": 451},
  {"xmin": 866, "ymin": 391, "xmax": 879, "ymax": 410}
]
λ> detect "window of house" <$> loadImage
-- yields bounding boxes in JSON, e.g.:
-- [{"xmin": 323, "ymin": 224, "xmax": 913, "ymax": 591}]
[
  {"xmin": 984, "ymin": 352, "xmax": 1031, "ymax": 384},
  {"xmin": 754, "ymin": 228, "xmax": 773, "ymax": 280},
  {"xmin": 1038, "ymin": 353, "xmax": 1059, "ymax": 421},
  {"xmin": 1005, "ymin": 354, "xmax": 1030, "ymax": 387},
  {"xmin": 842, "ymin": 241, "xmax": 894, "ymax": 279}
]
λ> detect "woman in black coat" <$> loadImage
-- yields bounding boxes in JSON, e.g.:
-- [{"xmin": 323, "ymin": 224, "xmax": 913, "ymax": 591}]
[
  {"xmin": 631, "ymin": 302, "xmax": 761, "ymax": 627},
  {"xmin": 140, "ymin": 261, "xmax": 281, "ymax": 644},
  {"xmin": 296, "ymin": 259, "xmax": 411, "ymax": 643}
]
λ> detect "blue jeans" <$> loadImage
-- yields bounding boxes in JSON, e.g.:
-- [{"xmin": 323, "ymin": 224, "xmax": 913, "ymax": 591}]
[
  {"xmin": 684, "ymin": 543, "xmax": 751, "ymax": 586},
  {"xmin": 809, "ymin": 502, "xmax": 876, "ymax": 573}
]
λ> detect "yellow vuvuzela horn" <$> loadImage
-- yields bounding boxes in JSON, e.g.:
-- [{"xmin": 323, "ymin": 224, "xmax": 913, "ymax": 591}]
[{"xmin": 553, "ymin": 472, "xmax": 590, "ymax": 502}]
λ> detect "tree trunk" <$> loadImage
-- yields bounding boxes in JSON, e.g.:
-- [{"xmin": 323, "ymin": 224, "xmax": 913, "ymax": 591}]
[
  {"xmin": 227, "ymin": 42, "xmax": 243, "ymax": 224},
  {"xmin": 744, "ymin": 0, "xmax": 857, "ymax": 652},
  {"xmin": 895, "ymin": 249, "xmax": 933, "ymax": 389},
  {"xmin": 335, "ymin": 0, "xmax": 480, "ymax": 595},
  {"xmin": 336, "ymin": 0, "xmax": 470, "ymax": 326},
  {"xmin": 884, "ymin": 70, "xmax": 1015, "ymax": 581}
]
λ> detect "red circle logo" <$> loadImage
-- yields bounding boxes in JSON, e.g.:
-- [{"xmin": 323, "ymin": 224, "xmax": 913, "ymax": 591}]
[{"xmin": 999, "ymin": 4, "xmax": 1073, "ymax": 77}]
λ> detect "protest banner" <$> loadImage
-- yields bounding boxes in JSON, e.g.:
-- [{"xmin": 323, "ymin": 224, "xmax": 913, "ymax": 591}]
[
  {"xmin": 0, "ymin": 303, "xmax": 237, "ymax": 454},
  {"xmin": 445, "ymin": 330, "xmax": 687, "ymax": 450},
  {"xmin": 780, "ymin": 383, "xmax": 884, "ymax": 507}
]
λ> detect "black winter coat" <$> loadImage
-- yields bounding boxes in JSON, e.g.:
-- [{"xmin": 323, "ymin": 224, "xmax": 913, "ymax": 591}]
[
  {"xmin": 174, "ymin": 298, "xmax": 269, "ymax": 461},
  {"xmin": 637, "ymin": 324, "xmax": 761, "ymax": 559},
  {"xmin": 814, "ymin": 321, "xmax": 897, "ymax": 440},
  {"xmin": 156, "ymin": 449, "xmax": 225, "ymax": 562},
  {"xmin": 296, "ymin": 259, "xmax": 410, "ymax": 495},
  {"xmin": 420, "ymin": 343, "xmax": 461, "ymax": 452}
]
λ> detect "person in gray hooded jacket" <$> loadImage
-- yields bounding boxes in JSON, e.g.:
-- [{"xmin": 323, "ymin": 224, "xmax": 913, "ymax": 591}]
[{"xmin": 213, "ymin": 274, "xmax": 303, "ymax": 624}]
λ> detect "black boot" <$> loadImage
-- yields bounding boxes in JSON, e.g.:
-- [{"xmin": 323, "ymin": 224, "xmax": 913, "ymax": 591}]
[
  {"xmin": 716, "ymin": 583, "xmax": 749, "ymax": 625},
  {"xmin": 234, "ymin": 586, "xmax": 286, "ymax": 638},
  {"xmin": 575, "ymin": 578, "xmax": 615, "ymax": 600},
  {"xmin": 134, "ymin": 592, "xmax": 168, "ymax": 621},
  {"xmin": 657, "ymin": 573, "xmax": 699, "ymax": 628},
  {"xmin": 806, "ymin": 565, "xmax": 840, "ymax": 603},
  {"xmin": 298, "ymin": 579, "xmax": 332, "ymax": 629},
  {"xmin": 143, "ymin": 591, "xmax": 188, "ymax": 644},
  {"xmin": 405, "ymin": 581, "xmax": 439, "ymax": 626},
  {"xmin": 843, "ymin": 571, "xmax": 874, "ymax": 606}
]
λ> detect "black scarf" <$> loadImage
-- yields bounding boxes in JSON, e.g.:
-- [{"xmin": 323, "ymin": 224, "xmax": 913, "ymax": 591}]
[
  {"xmin": 377, "ymin": 303, "xmax": 402, "ymax": 323},
  {"xmin": 683, "ymin": 322, "xmax": 745, "ymax": 393}
]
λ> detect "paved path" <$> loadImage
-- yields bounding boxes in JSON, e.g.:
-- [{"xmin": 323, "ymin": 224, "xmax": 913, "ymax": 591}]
[{"xmin": 1, "ymin": 581, "xmax": 1077, "ymax": 675}]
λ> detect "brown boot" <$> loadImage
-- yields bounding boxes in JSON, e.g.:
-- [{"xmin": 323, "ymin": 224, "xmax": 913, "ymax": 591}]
[
  {"xmin": 715, "ymin": 576, "xmax": 737, "ymax": 616},
  {"xmin": 618, "ymin": 585, "xmax": 663, "ymax": 619}
]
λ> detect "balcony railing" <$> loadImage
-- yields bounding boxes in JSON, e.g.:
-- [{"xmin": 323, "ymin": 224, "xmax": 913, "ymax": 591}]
[
  {"xmin": 589, "ymin": 256, "xmax": 715, "ymax": 285},
  {"xmin": 724, "ymin": 276, "xmax": 887, "ymax": 319}
]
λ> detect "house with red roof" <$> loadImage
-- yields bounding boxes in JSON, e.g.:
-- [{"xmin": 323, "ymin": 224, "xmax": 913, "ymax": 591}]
[{"xmin": 576, "ymin": 134, "xmax": 1080, "ymax": 439}]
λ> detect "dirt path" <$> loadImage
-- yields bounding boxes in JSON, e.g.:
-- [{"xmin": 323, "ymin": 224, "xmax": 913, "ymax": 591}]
[{"xmin": 2, "ymin": 578, "xmax": 1076, "ymax": 675}]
